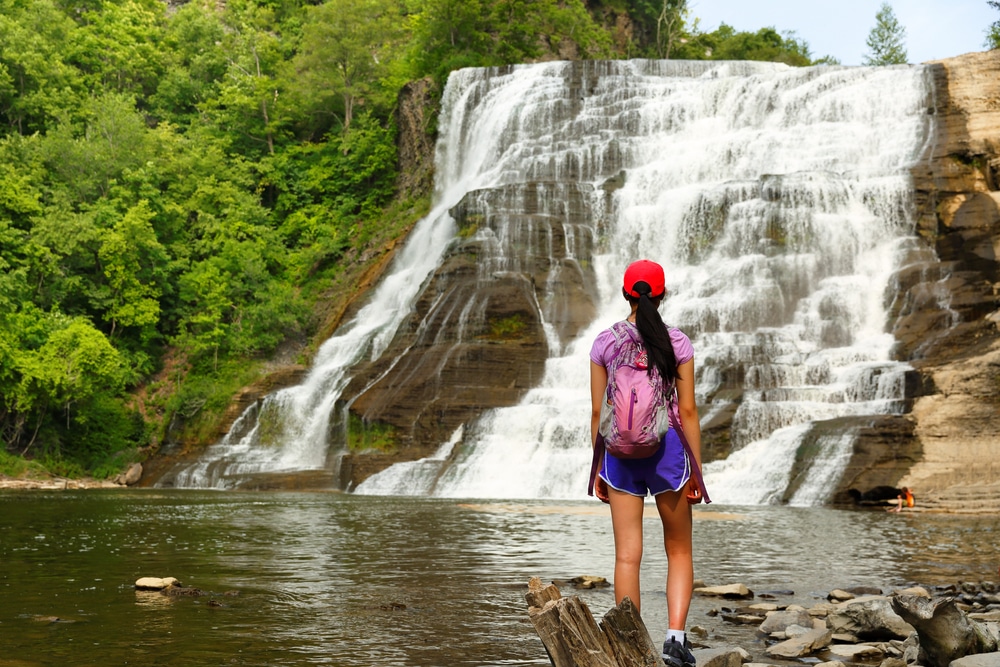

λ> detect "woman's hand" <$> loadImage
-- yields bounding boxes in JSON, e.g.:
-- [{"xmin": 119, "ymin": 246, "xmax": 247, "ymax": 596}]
[
  {"xmin": 595, "ymin": 477, "xmax": 610, "ymax": 504},
  {"xmin": 686, "ymin": 480, "xmax": 703, "ymax": 505}
]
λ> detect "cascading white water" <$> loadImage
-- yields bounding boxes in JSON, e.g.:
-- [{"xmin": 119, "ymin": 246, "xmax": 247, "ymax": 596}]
[{"xmin": 357, "ymin": 60, "xmax": 934, "ymax": 504}]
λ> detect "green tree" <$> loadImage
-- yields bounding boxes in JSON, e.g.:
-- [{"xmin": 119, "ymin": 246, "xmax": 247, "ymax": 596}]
[
  {"xmin": 863, "ymin": 2, "xmax": 908, "ymax": 65},
  {"xmin": 67, "ymin": 0, "xmax": 166, "ymax": 97},
  {"xmin": 986, "ymin": 0, "xmax": 1000, "ymax": 49},
  {"xmin": 677, "ymin": 24, "xmax": 814, "ymax": 66},
  {"xmin": 627, "ymin": 0, "xmax": 689, "ymax": 58},
  {"xmin": 293, "ymin": 0, "xmax": 403, "ymax": 134},
  {"xmin": 13, "ymin": 315, "xmax": 126, "ymax": 451},
  {"xmin": 0, "ymin": 0, "xmax": 83, "ymax": 135},
  {"xmin": 43, "ymin": 92, "xmax": 151, "ymax": 201},
  {"xmin": 97, "ymin": 199, "xmax": 166, "ymax": 340},
  {"xmin": 201, "ymin": 2, "xmax": 290, "ymax": 156}
]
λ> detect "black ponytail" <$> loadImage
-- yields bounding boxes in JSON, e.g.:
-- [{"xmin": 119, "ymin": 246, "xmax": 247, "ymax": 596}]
[{"xmin": 626, "ymin": 281, "xmax": 678, "ymax": 386}]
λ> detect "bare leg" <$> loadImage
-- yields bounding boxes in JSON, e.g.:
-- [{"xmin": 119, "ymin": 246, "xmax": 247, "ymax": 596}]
[
  {"xmin": 608, "ymin": 488, "xmax": 646, "ymax": 612},
  {"xmin": 655, "ymin": 488, "xmax": 694, "ymax": 630}
]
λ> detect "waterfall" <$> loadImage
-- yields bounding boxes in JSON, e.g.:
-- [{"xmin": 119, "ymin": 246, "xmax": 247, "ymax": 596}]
[
  {"xmin": 166, "ymin": 59, "xmax": 934, "ymax": 503},
  {"xmin": 356, "ymin": 60, "xmax": 934, "ymax": 503}
]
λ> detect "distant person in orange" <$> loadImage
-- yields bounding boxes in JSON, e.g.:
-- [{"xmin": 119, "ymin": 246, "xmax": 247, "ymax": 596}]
[{"xmin": 886, "ymin": 486, "xmax": 914, "ymax": 513}]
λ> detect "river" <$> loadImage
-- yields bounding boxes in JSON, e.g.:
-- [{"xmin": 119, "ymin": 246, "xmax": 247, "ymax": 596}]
[{"xmin": 1, "ymin": 491, "xmax": 998, "ymax": 666}]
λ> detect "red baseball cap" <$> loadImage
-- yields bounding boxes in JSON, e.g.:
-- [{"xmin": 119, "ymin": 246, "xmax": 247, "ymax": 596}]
[{"xmin": 623, "ymin": 260, "xmax": 665, "ymax": 298}]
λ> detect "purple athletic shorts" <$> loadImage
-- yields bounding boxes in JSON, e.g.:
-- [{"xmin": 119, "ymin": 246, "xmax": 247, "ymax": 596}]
[{"xmin": 599, "ymin": 429, "xmax": 691, "ymax": 497}]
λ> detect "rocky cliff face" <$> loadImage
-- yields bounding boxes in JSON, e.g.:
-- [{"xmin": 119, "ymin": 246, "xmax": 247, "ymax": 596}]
[
  {"xmin": 830, "ymin": 51, "xmax": 1000, "ymax": 508},
  {"xmin": 336, "ymin": 181, "xmax": 600, "ymax": 487}
]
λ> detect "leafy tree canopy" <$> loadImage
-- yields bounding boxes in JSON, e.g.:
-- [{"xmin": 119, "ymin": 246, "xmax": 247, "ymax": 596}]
[{"xmin": 863, "ymin": 2, "xmax": 908, "ymax": 65}]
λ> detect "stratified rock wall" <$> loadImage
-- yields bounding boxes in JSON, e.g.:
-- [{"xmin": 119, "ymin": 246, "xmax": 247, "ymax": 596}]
[
  {"xmin": 336, "ymin": 182, "xmax": 600, "ymax": 487},
  {"xmin": 840, "ymin": 51, "xmax": 1000, "ymax": 506}
]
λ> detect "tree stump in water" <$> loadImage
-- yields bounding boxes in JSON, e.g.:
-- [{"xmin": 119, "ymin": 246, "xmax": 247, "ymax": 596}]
[
  {"xmin": 890, "ymin": 595, "xmax": 999, "ymax": 667},
  {"xmin": 525, "ymin": 577, "xmax": 666, "ymax": 667}
]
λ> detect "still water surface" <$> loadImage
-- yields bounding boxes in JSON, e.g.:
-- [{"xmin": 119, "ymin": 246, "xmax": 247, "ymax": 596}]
[{"xmin": 1, "ymin": 491, "xmax": 998, "ymax": 666}]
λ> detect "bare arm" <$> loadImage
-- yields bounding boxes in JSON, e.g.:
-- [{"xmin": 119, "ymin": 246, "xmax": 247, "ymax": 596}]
[
  {"xmin": 590, "ymin": 361, "xmax": 609, "ymax": 503},
  {"xmin": 675, "ymin": 358, "xmax": 703, "ymax": 501},
  {"xmin": 590, "ymin": 361, "xmax": 608, "ymax": 447}
]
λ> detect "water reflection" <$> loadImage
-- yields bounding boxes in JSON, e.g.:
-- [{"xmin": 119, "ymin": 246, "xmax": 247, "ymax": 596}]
[{"xmin": 0, "ymin": 491, "xmax": 997, "ymax": 666}]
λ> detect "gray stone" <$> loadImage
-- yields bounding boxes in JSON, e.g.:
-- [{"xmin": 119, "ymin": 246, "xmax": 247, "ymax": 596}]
[
  {"xmin": 785, "ymin": 625, "xmax": 813, "ymax": 639},
  {"xmin": 880, "ymin": 657, "xmax": 908, "ymax": 667},
  {"xmin": 696, "ymin": 583, "xmax": 754, "ymax": 599},
  {"xmin": 692, "ymin": 647, "xmax": 744, "ymax": 667},
  {"xmin": 894, "ymin": 586, "xmax": 932, "ymax": 598},
  {"xmin": 829, "ymin": 589, "xmax": 856, "ymax": 602},
  {"xmin": 949, "ymin": 653, "xmax": 1000, "ymax": 667},
  {"xmin": 123, "ymin": 462, "xmax": 142, "ymax": 486},
  {"xmin": 970, "ymin": 612, "xmax": 1000, "ymax": 622},
  {"xmin": 135, "ymin": 577, "xmax": 180, "ymax": 590},
  {"xmin": 828, "ymin": 596, "xmax": 915, "ymax": 640},
  {"xmin": 760, "ymin": 609, "xmax": 814, "ymax": 634},
  {"xmin": 827, "ymin": 644, "xmax": 885, "ymax": 659},
  {"xmin": 765, "ymin": 627, "xmax": 832, "ymax": 659}
]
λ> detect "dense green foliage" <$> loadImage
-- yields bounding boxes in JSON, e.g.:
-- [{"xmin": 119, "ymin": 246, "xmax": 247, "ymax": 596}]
[
  {"xmin": 863, "ymin": 2, "xmax": 908, "ymax": 65},
  {"xmin": 988, "ymin": 0, "xmax": 1000, "ymax": 49},
  {"xmin": 0, "ymin": 0, "xmax": 838, "ymax": 477}
]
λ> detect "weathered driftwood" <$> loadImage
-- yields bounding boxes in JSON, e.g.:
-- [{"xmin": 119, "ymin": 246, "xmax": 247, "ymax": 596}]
[
  {"xmin": 890, "ymin": 594, "xmax": 999, "ymax": 667},
  {"xmin": 525, "ymin": 577, "xmax": 666, "ymax": 667}
]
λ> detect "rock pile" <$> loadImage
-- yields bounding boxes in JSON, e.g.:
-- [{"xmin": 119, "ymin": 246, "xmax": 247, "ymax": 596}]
[{"xmin": 698, "ymin": 581, "xmax": 1000, "ymax": 667}]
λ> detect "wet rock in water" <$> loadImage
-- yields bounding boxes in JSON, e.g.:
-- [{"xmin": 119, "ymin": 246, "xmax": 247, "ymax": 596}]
[
  {"xmin": 809, "ymin": 602, "xmax": 838, "ymax": 618},
  {"xmin": 893, "ymin": 586, "xmax": 931, "ymax": 598},
  {"xmin": 828, "ymin": 589, "xmax": 855, "ymax": 602},
  {"xmin": 691, "ymin": 647, "xmax": 743, "ymax": 667},
  {"xmin": 950, "ymin": 654, "xmax": 1000, "ymax": 667},
  {"xmin": 696, "ymin": 583, "xmax": 754, "ymax": 599},
  {"xmin": 163, "ymin": 586, "xmax": 207, "ymax": 596},
  {"xmin": 782, "ymin": 624, "xmax": 816, "ymax": 639},
  {"xmin": 890, "ymin": 594, "xmax": 999, "ymax": 667},
  {"xmin": 135, "ymin": 577, "xmax": 180, "ymax": 590},
  {"xmin": 564, "ymin": 575, "xmax": 609, "ymax": 589},
  {"xmin": 827, "ymin": 595, "xmax": 915, "ymax": 640},
  {"xmin": 765, "ymin": 626, "xmax": 832, "ymax": 658},
  {"xmin": 969, "ymin": 610, "xmax": 1000, "ymax": 622},
  {"xmin": 880, "ymin": 657, "xmax": 907, "ymax": 667},
  {"xmin": 827, "ymin": 643, "xmax": 885, "ymax": 660},
  {"xmin": 760, "ymin": 608, "xmax": 813, "ymax": 634},
  {"xmin": 723, "ymin": 612, "xmax": 766, "ymax": 625}
]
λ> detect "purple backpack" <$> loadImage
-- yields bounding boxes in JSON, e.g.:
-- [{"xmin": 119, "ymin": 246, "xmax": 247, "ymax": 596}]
[{"xmin": 599, "ymin": 321, "xmax": 671, "ymax": 459}]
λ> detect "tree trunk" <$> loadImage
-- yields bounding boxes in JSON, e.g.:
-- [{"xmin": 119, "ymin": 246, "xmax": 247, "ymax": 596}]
[
  {"xmin": 890, "ymin": 595, "xmax": 999, "ymax": 667},
  {"xmin": 525, "ymin": 577, "xmax": 666, "ymax": 667}
]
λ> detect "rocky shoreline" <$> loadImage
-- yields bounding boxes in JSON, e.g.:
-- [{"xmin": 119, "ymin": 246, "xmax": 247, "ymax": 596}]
[
  {"xmin": 0, "ymin": 474, "xmax": 123, "ymax": 490},
  {"xmin": 0, "ymin": 463, "xmax": 142, "ymax": 490},
  {"xmin": 545, "ymin": 578, "xmax": 1000, "ymax": 667}
]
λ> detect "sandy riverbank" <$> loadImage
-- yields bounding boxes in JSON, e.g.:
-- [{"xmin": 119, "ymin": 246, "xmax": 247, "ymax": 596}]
[{"xmin": 0, "ymin": 474, "xmax": 123, "ymax": 490}]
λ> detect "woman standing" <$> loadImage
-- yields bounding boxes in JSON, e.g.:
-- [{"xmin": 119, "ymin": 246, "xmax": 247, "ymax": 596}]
[{"xmin": 589, "ymin": 259, "xmax": 707, "ymax": 667}]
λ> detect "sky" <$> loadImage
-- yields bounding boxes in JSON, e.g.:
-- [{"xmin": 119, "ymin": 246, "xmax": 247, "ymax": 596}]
[{"xmin": 687, "ymin": 0, "xmax": 998, "ymax": 65}]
